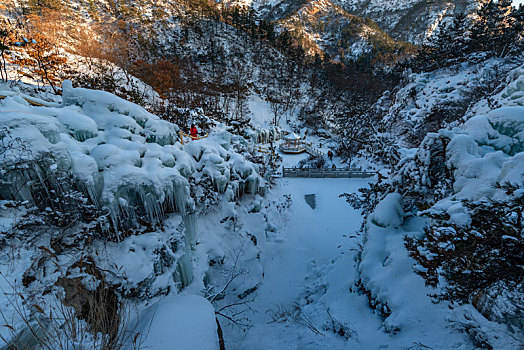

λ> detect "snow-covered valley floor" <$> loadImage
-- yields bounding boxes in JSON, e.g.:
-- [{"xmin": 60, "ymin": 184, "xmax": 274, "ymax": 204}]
[{"xmin": 224, "ymin": 176, "xmax": 390, "ymax": 349}]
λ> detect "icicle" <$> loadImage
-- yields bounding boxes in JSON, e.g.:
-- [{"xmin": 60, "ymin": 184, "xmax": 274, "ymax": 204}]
[
  {"xmin": 172, "ymin": 177, "xmax": 190, "ymax": 215},
  {"xmin": 245, "ymin": 175, "xmax": 259, "ymax": 195},
  {"xmin": 173, "ymin": 253, "xmax": 194, "ymax": 290},
  {"xmin": 183, "ymin": 214, "xmax": 197, "ymax": 248}
]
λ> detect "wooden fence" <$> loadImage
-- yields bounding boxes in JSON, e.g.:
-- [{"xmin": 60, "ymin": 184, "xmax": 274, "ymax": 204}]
[
  {"xmin": 282, "ymin": 167, "xmax": 376, "ymax": 178},
  {"xmin": 179, "ymin": 131, "xmax": 209, "ymax": 144}
]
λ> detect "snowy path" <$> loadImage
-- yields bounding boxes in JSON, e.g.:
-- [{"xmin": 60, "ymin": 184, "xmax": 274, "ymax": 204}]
[{"xmin": 227, "ymin": 177, "xmax": 390, "ymax": 349}]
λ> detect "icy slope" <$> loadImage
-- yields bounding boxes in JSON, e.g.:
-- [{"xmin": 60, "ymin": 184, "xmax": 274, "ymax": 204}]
[
  {"xmin": 381, "ymin": 56, "xmax": 523, "ymax": 146},
  {"xmin": 0, "ymin": 81, "xmax": 264, "ymax": 237}
]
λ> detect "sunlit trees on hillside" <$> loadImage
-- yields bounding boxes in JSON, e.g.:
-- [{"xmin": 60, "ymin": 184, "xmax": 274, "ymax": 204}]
[
  {"xmin": 25, "ymin": 0, "xmax": 63, "ymax": 14},
  {"xmin": 0, "ymin": 25, "xmax": 12, "ymax": 82},
  {"xmin": 15, "ymin": 33, "xmax": 66, "ymax": 93},
  {"xmin": 409, "ymin": 0, "xmax": 523, "ymax": 72}
]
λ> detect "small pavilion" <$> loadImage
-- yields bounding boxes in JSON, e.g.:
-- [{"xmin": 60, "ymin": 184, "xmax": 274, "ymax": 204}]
[{"xmin": 279, "ymin": 132, "xmax": 307, "ymax": 154}]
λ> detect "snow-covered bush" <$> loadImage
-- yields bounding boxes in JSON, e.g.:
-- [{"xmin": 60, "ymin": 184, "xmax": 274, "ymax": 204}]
[
  {"xmin": 398, "ymin": 71, "xmax": 524, "ymax": 314},
  {"xmin": 406, "ymin": 192, "xmax": 523, "ymax": 297},
  {"xmin": 351, "ymin": 61, "xmax": 524, "ymax": 344},
  {"xmin": 383, "ymin": 57, "xmax": 522, "ymax": 147}
]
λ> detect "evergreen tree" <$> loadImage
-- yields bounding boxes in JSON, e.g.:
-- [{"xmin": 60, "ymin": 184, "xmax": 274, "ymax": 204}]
[
  {"xmin": 509, "ymin": 4, "xmax": 524, "ymax": 53},
  {"xmin": 404, "ymin": 13, "xmax": 470, "ymax": 72},
  {"xmin": 431, "ymin": 12, "xmax": 469, "ymax": 61},
  {"xmin": 469, "ymin": 0, "xmax": 516, "ymax": 56}
]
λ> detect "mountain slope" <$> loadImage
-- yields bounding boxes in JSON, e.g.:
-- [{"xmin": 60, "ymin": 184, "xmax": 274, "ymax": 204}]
[
  {"xmin": 335, "ymin": 0, "xmax": 480, "ymax": 42},
  {"xmin": 220, "ymin": 0, "xmax": 416, "ymax": 62},
  {"xmin": 276, "ymin": 0, "xmax": 415, "ymax": 62},
  {"xmin": 224, "ymin": 0, "xmax": 481, "ymax": 43}
]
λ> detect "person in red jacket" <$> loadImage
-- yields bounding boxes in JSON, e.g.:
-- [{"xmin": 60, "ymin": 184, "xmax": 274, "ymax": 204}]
[{"xmin": 190, "ymin": 124, "xmax": 198, "ymax": 139}]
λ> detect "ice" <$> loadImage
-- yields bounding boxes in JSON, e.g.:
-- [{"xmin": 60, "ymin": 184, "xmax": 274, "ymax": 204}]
[
  {"xmin": 144, "ymin": 118, "xmax": 179, "ymax": 146},
  {"xmin": 0, "ymin": 81, "xmax": 263, "ymax": 240},
  {"xmin": 1, "ymin": 81, "xmax": 266, "ymax": 304},
  {"xmin": 247, "ymin": 126, "xmax": 284, "ymax": 144},
  {"xmin": 183, "ymin": 214, "xmax": 198, "ymax": 246},
  {"xmin": 55, "ymin": 108, "xmax": 98, "ymax": 142},
  {"xmin": 174, "ymin": 253, "xmax": 195, "ymax": 289}
]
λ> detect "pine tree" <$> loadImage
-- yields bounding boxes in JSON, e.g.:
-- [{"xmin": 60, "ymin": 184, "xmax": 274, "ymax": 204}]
[
  {"xmin": 509, "ymin": 4, "xmax": 524, "ymax": 53},
  {"xmin": 432, "ymin": 12, "xmax": 469, "ymax": 61},
  {"xmin": 469, "ymin": 0, "xmax": 516, "ymax": 56}
]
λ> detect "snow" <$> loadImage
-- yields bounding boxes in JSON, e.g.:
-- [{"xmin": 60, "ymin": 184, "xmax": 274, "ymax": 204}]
[
  {"xmin": 229, "ymin": 177, "xmax": 377, "ymax": 349},
  {"xmin": 0, "ymin": 23, "xmax": 522, "ymax": 350},
  {"xmin": 370, "ymin": 192, "xmax": 404, "ymax": 228},
  {"xmin": 383, "ymin": 58, "xmax": 523, "ymax": 147},
  {"xmin": 0, "ymin": 81, "xmax": 264, "ymax": 235},
  {"xmin": 0, "ymin": 80, "xmax": 272, "ymax": 347},
  {"xmin": 443, "ymin": 106, "xmax": 523, "ymax": 202},
  {"xmin": 368, "ymin": 57, "xmax": 524, "ymax": 349},
  {"xmin": 284, "ymin": 132, "xmax": 301, "ymax": 140},
  {"xmin": 131, "ymin": 295, "xmax": 218, "ymax": 350},
  {"xmin": 248, "ymin": 97, "xmax": 274, "ymax": 127},
  {"xmin": 358, "ymin": 199, "xmax": 522, "ymax": 348}
]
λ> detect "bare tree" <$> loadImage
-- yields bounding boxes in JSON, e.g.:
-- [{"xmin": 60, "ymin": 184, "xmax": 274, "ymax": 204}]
[{"xmin": 206, "ymin": 247, "xmax": 256, "ymax": 330}]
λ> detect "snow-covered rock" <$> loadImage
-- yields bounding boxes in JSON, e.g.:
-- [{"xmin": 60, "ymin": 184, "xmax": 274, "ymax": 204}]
[
  {"xmin": 369, "ymin": 192, "xmax": 404, "ymax": 228},
  {"xmin": 131, "ymin": 295, "xmax": 219, "ymax": 350}
]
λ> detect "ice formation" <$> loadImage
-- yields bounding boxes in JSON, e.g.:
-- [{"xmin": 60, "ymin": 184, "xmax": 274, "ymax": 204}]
[
  {"xmin": 0, "ymin": 81, "xmax": 265, "ymax": 289},
  {"xmin": 245, "ymin": 126, "xmax": 285, "ymax": 144}
]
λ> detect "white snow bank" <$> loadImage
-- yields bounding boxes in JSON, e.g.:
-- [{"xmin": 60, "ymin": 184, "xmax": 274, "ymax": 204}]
[
  {"xmin": 359, "ymin": 213, "xmax": 516, "ymax": 347},
  {"xmin": 444, "ymin": 106, "xmax": 524, "ymax": 201},
  {"xmin": 470, "ymin": 63, "xmax": 524, "ymax": 116},
  {"xmin": 370, "ymin": 193, "xmax": 404, "ymax": 228},
  {"xmin": 359, "ymin": 58, "xmax": 524, "ymax": 349},
  {"xmin": 132, "ymin": 295, "xmax": 218, "ymax": 350}
]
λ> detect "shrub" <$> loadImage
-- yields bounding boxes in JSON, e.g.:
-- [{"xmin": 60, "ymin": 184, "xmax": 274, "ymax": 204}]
[{"xmin": 405, "ymin": 188, "xmax": 523, "ymax": 303}]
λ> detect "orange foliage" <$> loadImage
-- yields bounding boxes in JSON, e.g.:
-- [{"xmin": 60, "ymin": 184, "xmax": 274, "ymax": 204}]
[
  {"xmin": 24, "ymin": 9, "xmax": 72, "ymax": 47},
  {"xmin": 132, "ymin": 58, "xmax": 182, "ymax": 98},
  {"xmin": 15, "ymin": 32, "xmax": 66, "ymax": 92}
]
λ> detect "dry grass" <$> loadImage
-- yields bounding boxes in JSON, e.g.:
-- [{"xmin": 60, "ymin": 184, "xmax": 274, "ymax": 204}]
[{"xmin": 0, "ymin": 272, "xmax": 144, "ymax": 350}]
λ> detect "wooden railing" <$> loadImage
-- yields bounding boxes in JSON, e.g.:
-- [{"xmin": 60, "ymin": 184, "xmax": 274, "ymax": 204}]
[
  {"xmin": 0, "ymin": 94, "xmax": 53, "ymax": 107},
  {"xmin": 254, "ymin": 145, "xmax": 276, "ymax": 155},
  {"xmin": 282, "ymin": 167, "xmax": 376, "ymax": 178},
  {"xmin": 179, "ymin": 131, "xmax": 209, "ymax": 144}
]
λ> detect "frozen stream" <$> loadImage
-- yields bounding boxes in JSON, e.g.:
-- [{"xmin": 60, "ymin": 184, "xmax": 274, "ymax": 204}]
[{"xmin": 227, "ymin": 176, "xmax": 391, "ymax": 349}]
